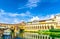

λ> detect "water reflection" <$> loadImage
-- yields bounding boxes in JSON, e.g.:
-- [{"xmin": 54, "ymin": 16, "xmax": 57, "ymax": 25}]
[
  {"xmin": 23, "ymin": 32, "xmax": 60, "ymax": 39},
  {"xmin": 3, "ymin": 35, "xmax": 12, "ymax": 39},
  {"xmin": 0, "ymin": 32, "xmax": 60, "ymax": 39},
  {"xmin": 2, "ymin": 35, "xmax": 22, "ymax": 39}
]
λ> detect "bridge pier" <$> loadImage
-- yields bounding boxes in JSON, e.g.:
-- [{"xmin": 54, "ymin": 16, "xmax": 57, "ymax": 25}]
[{"xmin": 0, "ymin": 29, "xmax": 4, "ymax": 37}]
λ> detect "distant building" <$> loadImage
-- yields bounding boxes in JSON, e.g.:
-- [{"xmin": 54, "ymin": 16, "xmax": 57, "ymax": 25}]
[
  {"xmin": 24, "ymin": 19, "xmax": 56, "ymax": 31},
  {"xmin": 24, "ymin": 15, "xmax": 60, "ymax": 31}
]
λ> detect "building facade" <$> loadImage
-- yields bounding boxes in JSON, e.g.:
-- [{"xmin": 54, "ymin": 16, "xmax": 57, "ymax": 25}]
[
  {"xmin": 24, "ymin": 15, "xmax": 60, "ymax": 31},
  {"xmin": 24, "ymin": 19, "xmax": 57, "ymax": 31}
]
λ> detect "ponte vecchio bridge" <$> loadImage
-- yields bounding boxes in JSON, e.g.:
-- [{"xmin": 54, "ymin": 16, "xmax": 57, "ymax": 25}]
[{"xmin": 0, "ymin": 22, "xmax": 26, "ymax": 34}]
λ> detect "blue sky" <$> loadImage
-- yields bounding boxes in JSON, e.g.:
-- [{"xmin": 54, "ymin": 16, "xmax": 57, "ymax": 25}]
[{"xmin": 0, "ymin": 0, "xmax": 60, "ymax": 24}]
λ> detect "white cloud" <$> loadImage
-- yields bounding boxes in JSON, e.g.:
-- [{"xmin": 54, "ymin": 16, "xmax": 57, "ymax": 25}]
[
  {"xmin": 50, "ymin": 14, "xmax": 55, "ymax": 18},
  {"xmin": 19, "ymin": 11, "xmax": 31, "ymax": 17},
  {"xmin": 30, "ymin": 16, "xmax": 40, "ymax": 21},
  {"xmin": 26, "ymin": 0, "xmax": 40, "ymax": 8},
  {"xmin": 8, "ymin": 13, "xmax": 19, "ymax": 17},
  {"xmin": 13, "ymin": 19, "xmax": 20, "ymax": 24},
  {"xmin": 0, "ymin": 9, "xmax": 31, "ymax": 17},
  {"xmin": 0, "ymin": 18, "xmax": 10, "ymax": 23},
  {"xmin": 39, "ymin": 14, "xmax": 55, "ymax": 20},
  {"xmin": 12, "ymin": 18, "xmax": 25, "ymax": 24},
  {"xmin": 29, "ymin": 14, "xmax": 55, "ymax": 22},
  {"xmin": 18, "ymin": 0, "xmax": 40, "ymax": 9},
  {"xmin": 0, "ymin": 9, "xmax": 19, "ymax": 17},
  {"xmin": 0, "ymin": 9, "xmax": 32, "ymax": 24}
]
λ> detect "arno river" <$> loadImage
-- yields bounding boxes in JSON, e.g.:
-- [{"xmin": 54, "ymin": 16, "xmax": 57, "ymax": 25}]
[{"xmin": 0, "ymin": 32, "xmax": 60, "ymax": 39}]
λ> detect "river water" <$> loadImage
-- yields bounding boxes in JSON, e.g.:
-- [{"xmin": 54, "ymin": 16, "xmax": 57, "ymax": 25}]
[{"xmin": 0, "ymin": 32, "xmax": 60, "ymax": 39}]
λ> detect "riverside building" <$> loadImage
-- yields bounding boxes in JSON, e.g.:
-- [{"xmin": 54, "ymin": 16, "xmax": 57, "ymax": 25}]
[{"xmin": 24, "ymin": 14, "xmax": 60, "ymax": 31}]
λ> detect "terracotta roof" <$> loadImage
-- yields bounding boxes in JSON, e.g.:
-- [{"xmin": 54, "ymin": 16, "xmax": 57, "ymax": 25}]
[{"xmin": 39, "ymin": 18, "xmax": 54, "ymax": 22}]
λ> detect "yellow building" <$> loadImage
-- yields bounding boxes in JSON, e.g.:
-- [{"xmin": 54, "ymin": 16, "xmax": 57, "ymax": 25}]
[
  {"xmin": 24, "ymin": 14, "xmax": 60, "ymax": 31},
  {"xmin": 24, "ymin": 19, "xmax": 57, "ymax": 31}
]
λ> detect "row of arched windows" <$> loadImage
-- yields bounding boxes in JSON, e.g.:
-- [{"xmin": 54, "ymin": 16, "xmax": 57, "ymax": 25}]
[
  {"xmin": 25, "ymin": 24, "xmax": 55, "ymax": 30},
  {"xmin": 25, "ymin": 26, "xmax": 52, "ymax": 30}
]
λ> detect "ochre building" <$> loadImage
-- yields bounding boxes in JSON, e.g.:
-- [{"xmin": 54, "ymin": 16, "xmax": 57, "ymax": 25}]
[{"xmin": 24, "ymin": 14, "xmax": 60, "ymax": 31}]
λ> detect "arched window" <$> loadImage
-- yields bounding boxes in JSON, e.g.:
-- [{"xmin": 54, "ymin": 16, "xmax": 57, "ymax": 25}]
[
  {"xmin": 48, "ymin": 26, "xmax": 49, "ymax": 29},
  {"xmin": 51, "ymin": 26, "xmax": 54, "ymax": 29}
]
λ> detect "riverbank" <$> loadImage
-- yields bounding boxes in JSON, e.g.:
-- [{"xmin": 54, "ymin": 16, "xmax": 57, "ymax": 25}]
[
  {"xmin": 38, "ymin": 29, "xmax": 60, "ymax": 37},
  {"xmin": 25, "ymin": 29, "xmax": 60, "ymax": 36}
]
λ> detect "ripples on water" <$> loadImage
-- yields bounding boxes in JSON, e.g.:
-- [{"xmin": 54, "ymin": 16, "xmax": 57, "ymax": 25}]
[
  {"xmin": 0, "ymin": 35, "xmax": 22, "ymax": 39},
  {"xmin": 23, "ymin": 32, "xmax": 60, "ymax": 39},
  {"xmin": 1, "ymin": 32, "xmax": 60, "ymax": 39}
]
